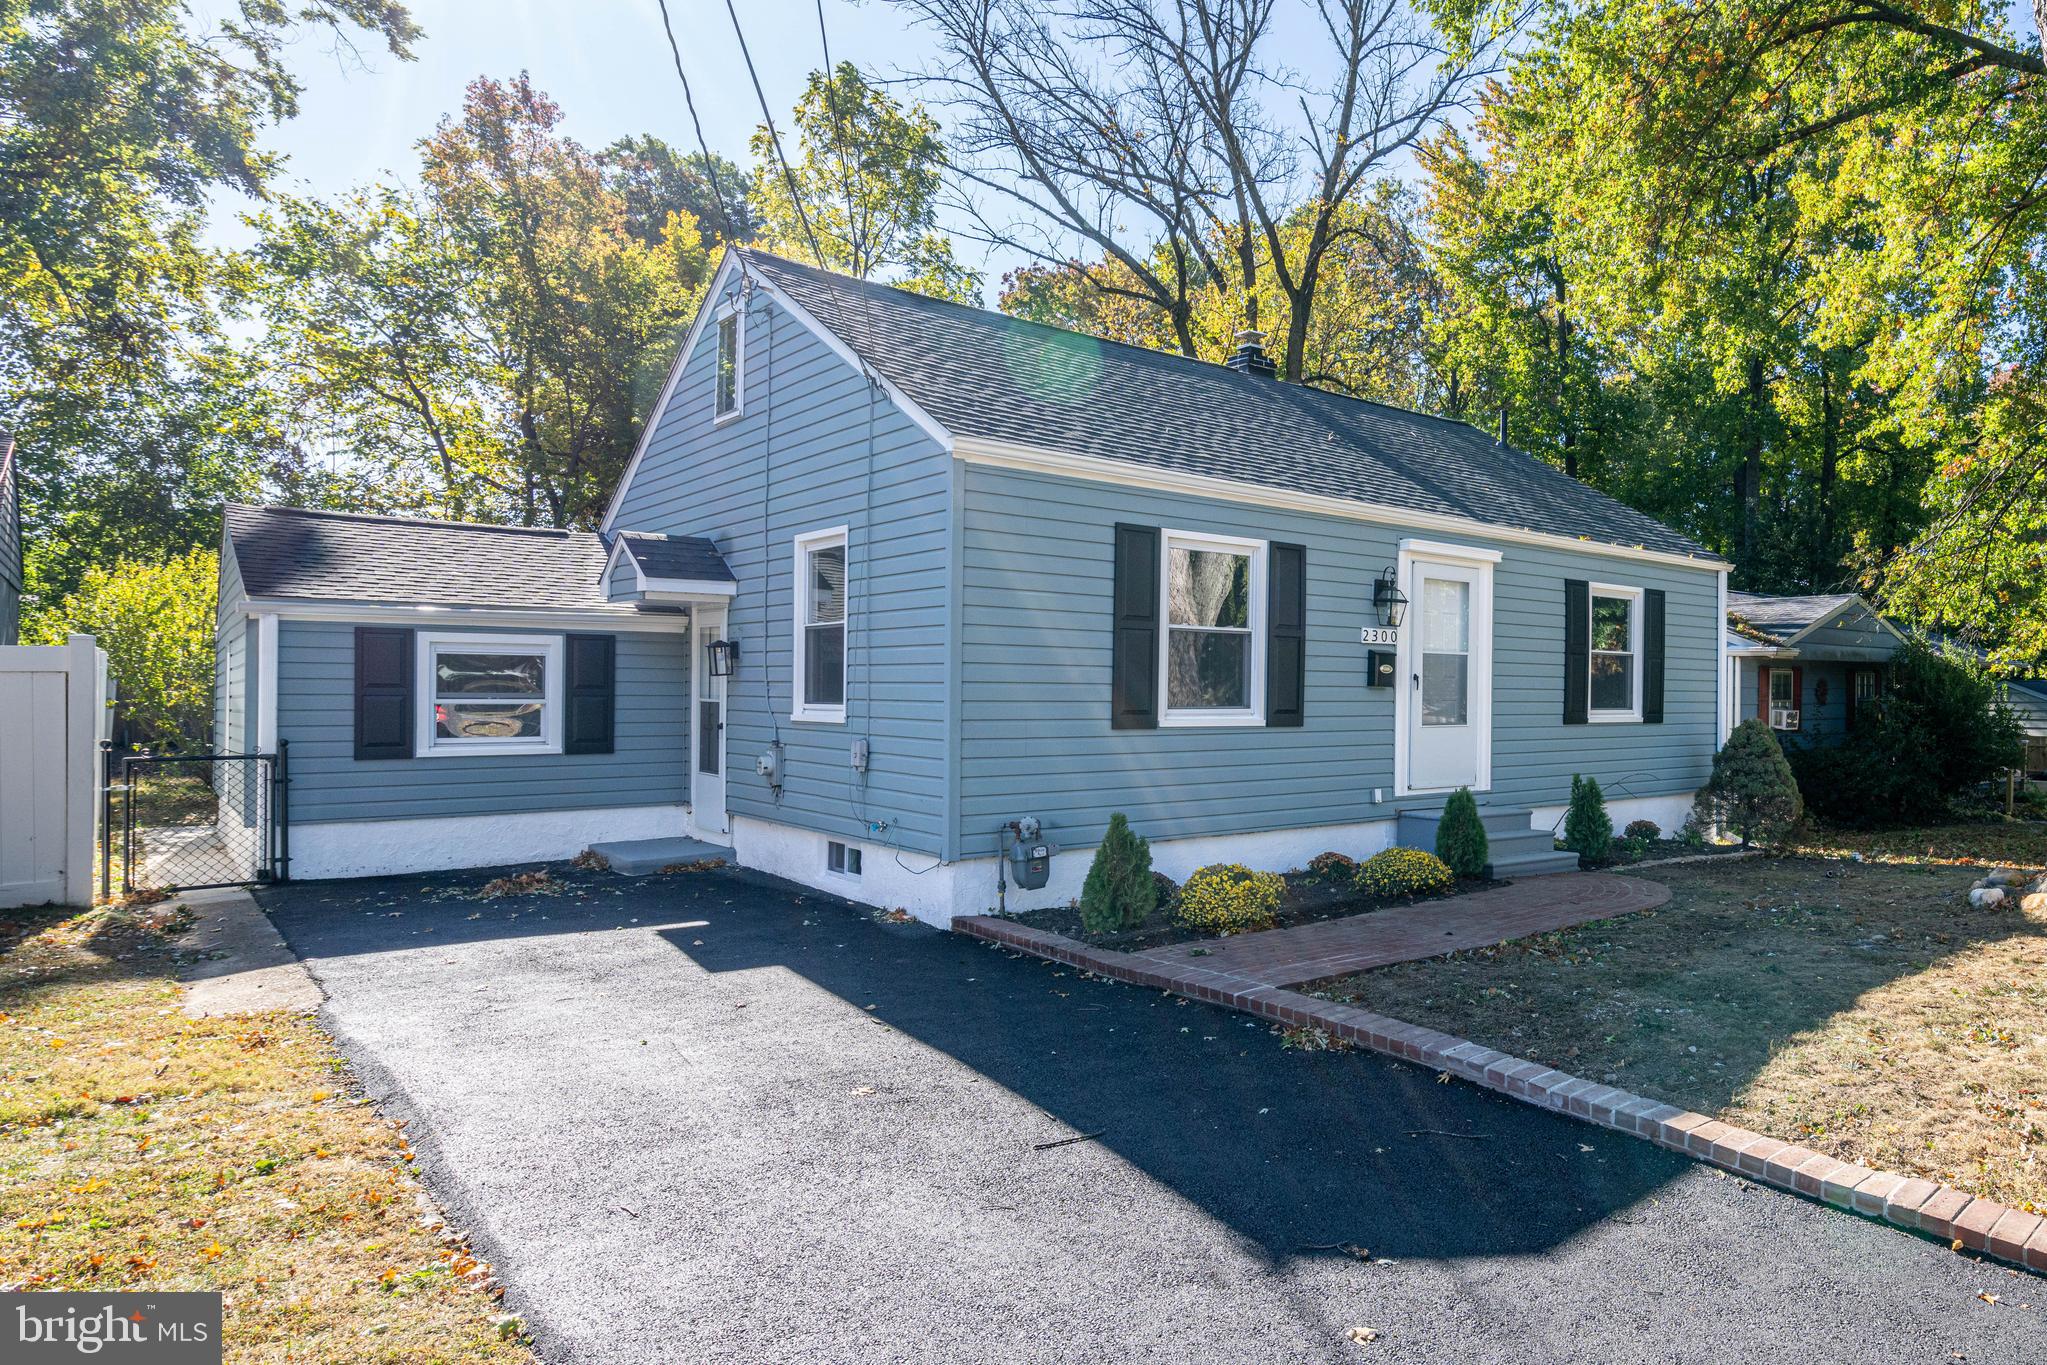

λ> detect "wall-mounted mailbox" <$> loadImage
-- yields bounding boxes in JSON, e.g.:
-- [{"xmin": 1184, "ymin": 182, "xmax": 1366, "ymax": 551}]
[{"xmin": 1367, "ymin": 650, "xmax": 1397, "ymax": 688}]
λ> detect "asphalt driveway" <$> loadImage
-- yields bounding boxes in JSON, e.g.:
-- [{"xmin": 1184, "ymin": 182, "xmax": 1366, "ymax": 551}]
[{"xmin": 261, "ymin": 865, "xmax": 2045, "ymax": 1364}]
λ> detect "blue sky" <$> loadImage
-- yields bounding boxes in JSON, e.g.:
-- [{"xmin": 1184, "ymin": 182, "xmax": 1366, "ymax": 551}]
[{"xmin": 206, "ymin": 0, "xmax": 1008, "ymax": 275}]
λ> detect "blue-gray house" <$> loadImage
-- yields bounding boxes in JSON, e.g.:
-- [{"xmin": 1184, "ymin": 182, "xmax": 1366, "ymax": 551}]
[
  {"xmin": 214, "ymin": 247, "xmax": 1733, "ymax": 925},
  {"xmin": 1722, "ymin": 592, "xmax": 1906, "ymax": 744}
]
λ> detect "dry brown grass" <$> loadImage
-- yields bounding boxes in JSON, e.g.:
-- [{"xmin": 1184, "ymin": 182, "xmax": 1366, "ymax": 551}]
[
  {"xmin": 0, "ymin": 903, "xmax": 532, "ymax": 1364},
  {"xmin": 1316, "ymin": 839, "xmax": 2047, "ymax": 1212}
]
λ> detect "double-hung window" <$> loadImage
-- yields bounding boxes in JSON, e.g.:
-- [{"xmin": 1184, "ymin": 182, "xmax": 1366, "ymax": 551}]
[
  {"xmin": 418, "ymin": 632, "xmax": 562, "ymax": 757},
  {"xmin": 793, "ymin": 527, "xmax": 847, "ymax": 723},
  {"xmin": 1159, "ymin": 529, "xmax": 1265, "ymax": 725},
  {"xmin": 714, "ymin": 306, "xmax": 743, "ymax": 422},
  {"xmin": 1587, "ymin": 584, "xmax": 1641, "ymax": 721}
]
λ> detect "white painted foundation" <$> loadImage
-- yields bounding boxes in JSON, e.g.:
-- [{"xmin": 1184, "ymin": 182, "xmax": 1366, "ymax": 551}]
[
  {"xmin": 730, "ymin": 812, "xmax": 1406, "ymax": 928},
  {"xmin": 288, "ymin": 803, "xmax": 688, "ymax": 881},
  {"xmin": 1526, "ymin": 792, "xmax": 1697, "ymax": 841}
]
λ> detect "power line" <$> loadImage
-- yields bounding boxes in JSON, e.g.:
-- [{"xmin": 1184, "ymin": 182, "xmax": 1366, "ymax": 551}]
[
  {"xmin": 723, "ymin": 0, "xmax": 833, "ymax": 285},
  {"xmin": 654, "ymin": 0, "xmax": 741, "ymax": 249}
]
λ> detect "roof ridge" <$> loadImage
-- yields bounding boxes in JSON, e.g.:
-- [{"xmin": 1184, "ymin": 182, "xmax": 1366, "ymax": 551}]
[
  {"xmin": 737, "ymin": 247, "xmax": 1506, "ymax": 440},
  {"xmin": 226, "ymin": 502, "xmax": 591, "ymax": 538}
]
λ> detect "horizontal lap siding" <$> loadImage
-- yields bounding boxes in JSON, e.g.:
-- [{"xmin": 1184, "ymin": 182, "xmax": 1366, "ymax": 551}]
[
  {"xmin": 277, "ymin": 620, "xmax": 688, "ymax": 822},
  {"xmin": 958, "ymin": 464, "xmax": 1721, "ymax": 858},
  {"xmin": 608, "ymin": 279, "xmax": 950, "ymax": 856},
  {"xmin": 1743, "ymin": 657, "xmax": 1860, "ymax": 745}
]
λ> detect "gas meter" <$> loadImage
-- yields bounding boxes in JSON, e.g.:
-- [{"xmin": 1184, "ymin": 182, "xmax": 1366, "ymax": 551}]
[{"xmin": 1005, "ymin": 816, "xmax": 1056, "ymax": 891}]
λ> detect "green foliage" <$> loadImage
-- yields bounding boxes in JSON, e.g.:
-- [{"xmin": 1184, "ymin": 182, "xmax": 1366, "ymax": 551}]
[
  {"xmin": 751, "ymin": 63, "xmax": 979, "ymax": 303},
  {"xmin": 1623, "ymin": 819, "xmax": 1661, "ymax": 842},
  {"xmin": 26, "ymin": 547, "xmax": 217, "ymax": 748},
  {"xmin": 1563, "ymin": 774, "xmax": 1613, "ymax": 862},
  {"xmin": 599, "ymin": 136, "xmax": 756, "ymax": 248},
  {"xmin": 1078, "ymin": 813, "xmax": 1157, "ymax": 934},
  {"xmin": 1176, "ymin": 863, "xmax": 1285, "ymax": 936},
  {"xmin": 1355, "ymin": 847, "xmax": 1456, "ymax": 898},
  {"xmin": 1788, "ymin": 641, "xmax": 2025, "ymax": 827},
  {"xmin": 1694, "ymin": 721, "xmax": 1803, "ymax": 848},
  {"xmin": 1433, "ymin": 787, "xmax": 1490, "ymax": 878}
]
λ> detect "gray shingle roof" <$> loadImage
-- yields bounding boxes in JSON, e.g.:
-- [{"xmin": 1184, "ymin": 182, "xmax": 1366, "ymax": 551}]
[
  {"xmin": 741, "ymin": 249, "xmax": 1721, "ymax": 562},
  {"xmin": 618, "ymin": 531, "xmax": 735, "ymax": 583},
  {"xmin": 1726, "ymin": 591, "xmax": 1860, "ymax": 644},
  {"xmin": 223, "ymin": 504, "xmax": 619, "ymax": 611}
]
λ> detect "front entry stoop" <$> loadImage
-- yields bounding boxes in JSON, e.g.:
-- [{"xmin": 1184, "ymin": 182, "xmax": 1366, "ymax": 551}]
[
  {"xmin": 585, "ymin": 836, "xmax": 729, "ymax": 876},
  {"xmin": 1395, "ymin": 806, "xmax": 1581, "ymax": 879}
]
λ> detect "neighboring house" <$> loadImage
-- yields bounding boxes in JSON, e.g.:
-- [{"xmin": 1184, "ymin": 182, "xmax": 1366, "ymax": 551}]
[
  {"xmin": 214, "ymin": 246, "xmax": 1733, "ymax": 925},
  {"xmin": 2005, "ymin": 680, "xmax": 2047, "ymax": 781},
  {"xmin": 1724, "ymin": 591, "xmax": 1904, "ymax": 745},
  {"xmin": 1, "ymin": 431, "xmax": 20, "ymax": 646}
]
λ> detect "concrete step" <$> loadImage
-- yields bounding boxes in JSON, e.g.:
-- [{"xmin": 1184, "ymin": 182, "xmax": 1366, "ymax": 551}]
[
  {"xmin": 1479, "ymin": 828, "xmax": 1560, "ymax": 859},
  {"xmin": 1486, "ymin": 848, "xmax": 1583, "ymax": 879},
  {"xmin": 1396, "ymin": 806, "xmax": 1537, "ymax": 846},
  {"xmin": 585, "ymin": 836, "xmax": 729, "ymax": 876}
]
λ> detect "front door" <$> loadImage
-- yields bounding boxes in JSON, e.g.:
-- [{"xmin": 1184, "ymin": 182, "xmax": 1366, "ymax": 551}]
[
  {"xmin": 691, "ymin": 608, "xmax": 730, "ymax": 841},
  {"xmin": 1406, "ymin": 559, "xmax": 1487, "ymax": 792}
]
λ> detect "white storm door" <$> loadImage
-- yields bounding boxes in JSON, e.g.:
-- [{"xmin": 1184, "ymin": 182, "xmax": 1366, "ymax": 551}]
[
  {"xmin": 1406, "ymin": 561, "xmax": 1486, "ymax": 792},
  {"xmin": 690, "ymin": 608, "xmax": 730, "ymax": 840}
]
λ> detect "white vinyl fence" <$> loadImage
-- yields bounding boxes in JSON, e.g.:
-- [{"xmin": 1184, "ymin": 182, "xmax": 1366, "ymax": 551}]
[{"xmin": 0, "ymin": 635, "xmax": 109, "ymax": 908}]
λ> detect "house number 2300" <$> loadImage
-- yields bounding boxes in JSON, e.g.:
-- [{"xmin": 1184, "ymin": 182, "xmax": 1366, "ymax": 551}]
[{"xmin": 1359, "ymin": 626, "xmax": 1399, "ymax": 646}]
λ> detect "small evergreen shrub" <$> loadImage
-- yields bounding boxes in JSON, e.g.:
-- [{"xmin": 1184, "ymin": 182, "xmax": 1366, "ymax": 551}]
[
  {"xmin": 1078, "ymin": 813, "xmax": 1157, "ymax": 934},
  {"xmin": 1563, "ymin": 774, "xmax": 1613, "ymax": 863},
  {"xmin": 1176, "ymin": 863, "xmax": 1285, "ymax": 935},
  {"xmin": 1306, "ymin": 851, "xmax": 1357, "ymax": 879},
  {"xmin": 1623, "ymin": 818, "xmax": 1661, "ymax": 842},
  {"xmin": 1151, "ymin": 870, "xmax": 1181, "ymax": 912},
  {"xmin": 1693, "ymin": 719, "xmax": 1802, "ymax": 847},
  {"xmin": 1788, "ymin": 641, "xmax": 2024, "ymax": 827},
  {"xmin": 1355, "ymin": 847, "xmax": 1456, "ymax": 898},
  {"xmin": 1434, "ymin": 787, "xmax": 1490, "ymax": 878}
]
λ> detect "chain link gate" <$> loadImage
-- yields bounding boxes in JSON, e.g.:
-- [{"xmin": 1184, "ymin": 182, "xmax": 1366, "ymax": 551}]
[{"xmin": 114, "ymin": 742, "xmax": 290, "ymax": 895}]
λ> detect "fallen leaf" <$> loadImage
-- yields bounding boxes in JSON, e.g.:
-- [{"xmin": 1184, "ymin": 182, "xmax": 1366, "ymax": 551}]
[{"xmin": 1347, "ymin": 1326, "xmax": 1379, "ymax": 1344}]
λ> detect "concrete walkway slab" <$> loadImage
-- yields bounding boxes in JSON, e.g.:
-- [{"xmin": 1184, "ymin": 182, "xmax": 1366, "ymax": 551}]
[{"xmin": 173, "ymin": 886, "xmax": 323, "ymax": 1017}]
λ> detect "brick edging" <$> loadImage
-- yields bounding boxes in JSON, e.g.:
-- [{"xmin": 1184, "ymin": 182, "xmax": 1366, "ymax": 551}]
[{"xmin": 957, "ymin": 914, "xmax": 2047, "ymax": 1275}]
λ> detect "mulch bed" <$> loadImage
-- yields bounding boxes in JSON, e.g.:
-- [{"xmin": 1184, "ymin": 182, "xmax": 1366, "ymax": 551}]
[{"xmin": 1003, "ymin": 867, "xmax": 1501, "ymax": 953}]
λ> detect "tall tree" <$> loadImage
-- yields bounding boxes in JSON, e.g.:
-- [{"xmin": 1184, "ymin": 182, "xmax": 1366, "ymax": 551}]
[
  {"xmin": 599, "ymin": 136, "xmax": 755, "ymax": 249},
  {"xmin": 896, "ymin": 0, "xmax": 1490, "ymax": 376},
  {"xmin": 749, "ymin": 62, "xmax": 979, "ymax": 302}
]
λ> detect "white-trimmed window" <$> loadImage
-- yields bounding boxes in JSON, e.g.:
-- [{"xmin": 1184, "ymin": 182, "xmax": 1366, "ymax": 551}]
[
  {"xmin": 1159, "ymin": 529, "xmax": 1266, "ymax": 726},
  {"xmin": 714, "ymin": 305, "xmax": 743, "ymax": 422},
  {"xmin": 1588, "ymin": 584, "xmax": 1641, "ymax": 721},
  {"xmin": 792, "ymin": 526, "xmax": 847, "ymax": 723},
  {"xmin": 827, "ymin": 840, "xmax": 862, "ymax": 878},
  {"xmin": 417, "ymin": 632, "xmax": 562, "ymax": 757}
]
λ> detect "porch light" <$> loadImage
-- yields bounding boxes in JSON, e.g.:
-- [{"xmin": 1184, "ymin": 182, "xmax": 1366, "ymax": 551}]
[
  {"xmin": 1372, "ymin": 568, "xmax": 1409, "ymax": 629},
  {"xmin": 706, "ymin": 639, "xmax": 738, "ymax": 677}
]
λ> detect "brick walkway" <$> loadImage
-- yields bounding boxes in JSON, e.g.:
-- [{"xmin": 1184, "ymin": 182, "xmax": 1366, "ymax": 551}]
[{"xmin": 955, "ymin": 876, "xmax": 2047, "ymax": 1277}]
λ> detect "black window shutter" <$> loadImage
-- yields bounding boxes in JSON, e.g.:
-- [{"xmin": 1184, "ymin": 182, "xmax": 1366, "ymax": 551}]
[
  {"xmin": 1562, "ymin": 579, "xmax": 1589, "ymax": 725},
  {"xmin": 1111, "ymin": 523, "xmax": 1160, "ymax": 729},
  {"xmin": 1266, "ymin": 542, "xmax": 1306, "ymax": 727},
  {"xmin": 354, "ymin": 626, "xmax": 414, "ymax": 760},
  {"xmin": 564, "ymin": 633, "xmax": 616, "ymax": 755},
  {"xmin": 1642, "ymin": 589, "xmax": 1666, "ymax": 723}
]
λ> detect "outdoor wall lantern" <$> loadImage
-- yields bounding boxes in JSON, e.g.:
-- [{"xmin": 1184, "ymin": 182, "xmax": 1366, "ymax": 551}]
[
  {"xmin": 1372, "ymin": 568, "xmax": 1409, "ymax": 629},
  {"xmin": 706, "ymin": 639, "xmax": 739, "ymax": 677}
]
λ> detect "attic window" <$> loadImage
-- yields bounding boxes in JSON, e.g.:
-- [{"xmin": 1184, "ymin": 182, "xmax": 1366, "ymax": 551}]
[{"xmin": 714, "ymin": 306, "xmax": 743, "ymax": 422}]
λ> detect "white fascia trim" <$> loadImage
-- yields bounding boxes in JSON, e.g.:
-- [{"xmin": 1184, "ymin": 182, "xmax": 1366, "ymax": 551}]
[
  {"xmin": 241, "ymin": 597, "xmax": 689, "ymax": 634},
  {"xmin": 1399, "ymin": 537, "xmax": 1503, "ymax": 564},
  {"xmin": 958, "ymin": 437, "xmax": 1731, "ymax": 573},
  {"xmin": 641, "ymin": 578, "xmax": 737, "ymax": 598},
  {"xmin": 254, "ymin": 612, "xmax": 279, "ymax": 753},
  {"xmin": 600, "ymin": 249, "xmax": 955, "ymax": 536},
  {"xmin": 602, "ymin": 536, "xmax": 649, "ymax": 597}
]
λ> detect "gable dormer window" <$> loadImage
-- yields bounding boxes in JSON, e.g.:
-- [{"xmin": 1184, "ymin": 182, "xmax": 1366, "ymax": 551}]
[{"xmin": 714, "ymin": 305, "xmax": 743, "ymax": 422}]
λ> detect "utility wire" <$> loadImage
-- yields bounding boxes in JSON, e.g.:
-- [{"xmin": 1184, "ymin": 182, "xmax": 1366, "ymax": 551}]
[{"xmin": 655, "ymin": 0, "xmax": 744, "ymax": 255}]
